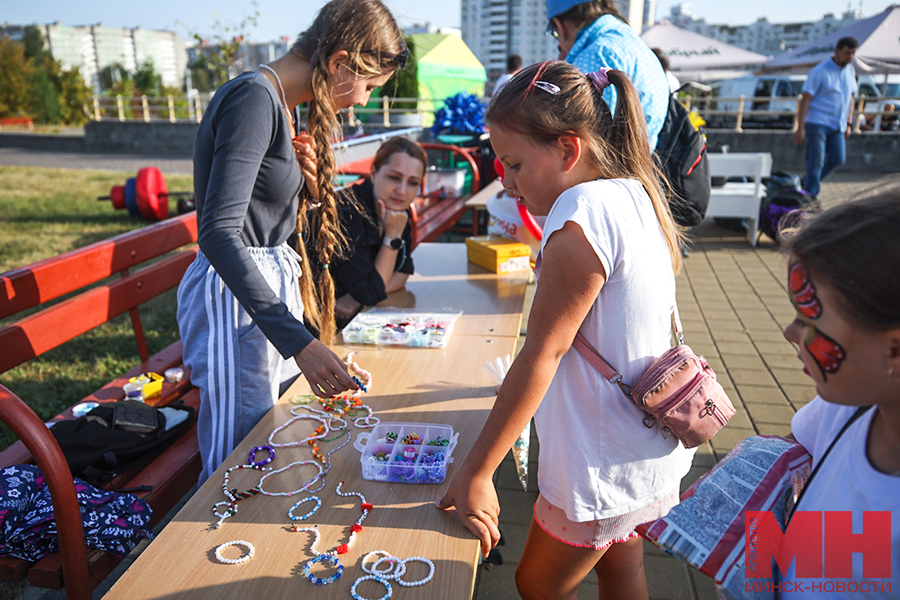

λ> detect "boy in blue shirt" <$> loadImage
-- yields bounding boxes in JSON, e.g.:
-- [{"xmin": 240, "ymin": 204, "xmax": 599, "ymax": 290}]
[{"xmin": 793, "ymin": 37, "xmax": 859, "ymax": 197}]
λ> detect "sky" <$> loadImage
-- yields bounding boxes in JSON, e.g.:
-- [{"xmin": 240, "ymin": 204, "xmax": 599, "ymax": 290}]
[{"xmin": 3, "ymin": 1, "xmax": 887, "ymax": 43}]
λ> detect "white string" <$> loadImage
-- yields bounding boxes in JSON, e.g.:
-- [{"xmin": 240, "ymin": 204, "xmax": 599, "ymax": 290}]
[{"xmin": 258, "ymin": 64, "xmax": 295, "ymax": 130}]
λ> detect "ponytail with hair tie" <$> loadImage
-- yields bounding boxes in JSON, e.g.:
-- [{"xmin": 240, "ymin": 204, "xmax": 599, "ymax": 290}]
[{"xmin": 586, "ymin": 69, "xmax": 612, "ymax": 94}]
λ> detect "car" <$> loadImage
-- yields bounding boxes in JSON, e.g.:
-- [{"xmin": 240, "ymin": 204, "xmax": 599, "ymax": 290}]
[{"xmin": 710, "ymin": 75, "xmax": 807, "ymax": 129}]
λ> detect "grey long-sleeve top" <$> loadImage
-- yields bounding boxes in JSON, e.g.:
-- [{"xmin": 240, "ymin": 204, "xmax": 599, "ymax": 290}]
[{"xmin": 192, "ymin": 71, "xmax": 314, "ymax": 358}]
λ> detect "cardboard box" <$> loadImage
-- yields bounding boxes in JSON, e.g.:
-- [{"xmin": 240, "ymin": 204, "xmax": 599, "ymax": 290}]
[{"xmin": 465, "ymin": 236, "xmax": 531, "ymax": 273}]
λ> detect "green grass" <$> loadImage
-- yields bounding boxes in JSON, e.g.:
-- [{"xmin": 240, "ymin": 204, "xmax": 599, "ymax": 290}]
[{"xmin": 0, "ymin": 165, "xmax": 193, "ymax": 448}]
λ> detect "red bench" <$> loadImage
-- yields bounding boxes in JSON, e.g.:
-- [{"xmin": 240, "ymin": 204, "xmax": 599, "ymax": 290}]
[
  {"xmin": 0, "ymin": 116, "xmax": 35, "ymax": 131},
  {"xmin": 0, "ymin": 213, "xmax": 201, "ymax": 599}
]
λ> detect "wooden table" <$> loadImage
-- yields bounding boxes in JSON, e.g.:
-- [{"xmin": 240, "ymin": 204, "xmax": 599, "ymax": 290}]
[{"xmin": 103, "ymin": 244, "xmax": 527, "ymax": 600}]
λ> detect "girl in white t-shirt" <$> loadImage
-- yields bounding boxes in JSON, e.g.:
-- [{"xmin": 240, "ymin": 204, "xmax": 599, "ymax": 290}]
[
  {"xmin": 438, "ymin": 61, "xmax": 695, "ymax": 599},
  {"xmin": 778, "ymin": 193, "xmax": 900, "ymax": 598}
]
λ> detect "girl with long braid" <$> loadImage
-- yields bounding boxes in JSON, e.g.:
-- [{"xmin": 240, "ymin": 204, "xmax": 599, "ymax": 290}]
[{"xmin": 177, "ymin": 0, "xmax": 408, "ymax": 482}]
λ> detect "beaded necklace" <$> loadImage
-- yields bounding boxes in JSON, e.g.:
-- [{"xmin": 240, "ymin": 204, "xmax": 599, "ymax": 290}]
[
  {"xmin": 293, "ymin": 482, "xmax": 372, "ymax": 586},
  {"xmin": 211, "ymin": 463, "xmax": 271, "ymax": 529}
]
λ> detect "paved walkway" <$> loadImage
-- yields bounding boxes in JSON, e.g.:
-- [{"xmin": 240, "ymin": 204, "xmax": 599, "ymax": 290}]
[{"xmin": 0, "ymin": 147, "xmax": 890, "ymax": 600}]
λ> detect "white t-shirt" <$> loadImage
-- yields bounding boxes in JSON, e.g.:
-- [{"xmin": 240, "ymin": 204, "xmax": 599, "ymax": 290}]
[
  {"xmin": 777, "ymin": 398, "xmax": 900, "ymax": 599},
  {"xmin": 533, "ymin": 178, "xmax": 695, "ymax": 522}
]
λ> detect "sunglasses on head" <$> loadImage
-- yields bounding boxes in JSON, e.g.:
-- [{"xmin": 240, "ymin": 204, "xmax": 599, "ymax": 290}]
[
  {"xmin": 366, "ymin": 45, "xmax": 409, "ymax": 69},
  {"xmin": 545, "ymin": 21, "xmax": 559, "ymax": 39}
]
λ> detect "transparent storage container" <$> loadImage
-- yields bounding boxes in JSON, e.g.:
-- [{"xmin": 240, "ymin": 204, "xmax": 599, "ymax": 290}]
[
  {"xmin": 341, "ymin": 308, "xmax": 462, "ymax": 348},
  {"xmin": 354, "ymin": 422, "xmax": 458, "ymax": 484}
]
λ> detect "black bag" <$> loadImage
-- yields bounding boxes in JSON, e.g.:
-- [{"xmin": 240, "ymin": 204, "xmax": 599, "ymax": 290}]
[
  {"xmin": 655, "ymin": 94, "xmax": 711, "ymax": 227},
  {"xmin": 50, "ymin": 401, "xmax": 194, "ymax": 486},
  {"xmin": 759, "ymin": 188, "xmax": 820, "ymax": 243}
]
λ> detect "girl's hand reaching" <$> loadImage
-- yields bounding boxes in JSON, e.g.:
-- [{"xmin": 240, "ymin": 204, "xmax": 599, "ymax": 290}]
[
  {"xmin": 293, "ymin": 133, "xmax": 319, "ymax": 201},
  {"xmin": 377, "ymin": 198, "xmax": 409, "ymax": 239},
  {"xmin": 293, "ymin": 338, "xmax": 358, "ymax": 398},
  {"xmin": 436, "ymin": 472, "xmax": 502, "ymax": 558}
]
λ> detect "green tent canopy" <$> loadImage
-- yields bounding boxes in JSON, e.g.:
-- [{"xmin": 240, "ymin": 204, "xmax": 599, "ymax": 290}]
[
  {"xmin": 360, "ymin": 33, "xmax": 486, "ymax": 128},
  {"xmin": 412, "ymin": 33, "xmax": 487, "ymax": 127}
]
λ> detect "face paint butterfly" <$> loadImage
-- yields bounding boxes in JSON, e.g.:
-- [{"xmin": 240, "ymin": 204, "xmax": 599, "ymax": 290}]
[
  {"xmin": 789, "ymin": 262, "xmax": 822, "ymax": 319},
  {"xmin": 804, "ymin": 326, "xmax": 845, "ymax": 381}
]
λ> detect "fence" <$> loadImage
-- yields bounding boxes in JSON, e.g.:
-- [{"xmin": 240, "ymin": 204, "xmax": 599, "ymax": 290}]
[
  {"xmin": 83, "ymin": 94, "xmax": 900, "ymax": 134},
  {"xmin": 686, "ymin": 95, "xmax": 900, "ymax": 134}
]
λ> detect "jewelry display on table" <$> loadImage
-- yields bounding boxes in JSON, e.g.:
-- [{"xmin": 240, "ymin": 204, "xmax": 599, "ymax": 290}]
[
  {"xmin": 288, "ymin": 495, "xmax": 321, "ymax": 522},
  {"xmin": 361, "ymin": 551, "xmax": 405, "ymax": 580},
  {"xmin": 346, "ymin": 352, "xmax": 373, "ymax": 394},
  {"xmin": 248, "ymin": 444, "xmax": 274, "ymax": 466},
  {"xmin": 214, "ymin": 540, "xmax": 255, "ymax": 565}
]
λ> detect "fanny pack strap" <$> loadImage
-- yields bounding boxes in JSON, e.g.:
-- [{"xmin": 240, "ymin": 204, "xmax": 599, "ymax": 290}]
[{"xmin": 572, "ymin": 304, "xmax": 682, "ymax": 396}]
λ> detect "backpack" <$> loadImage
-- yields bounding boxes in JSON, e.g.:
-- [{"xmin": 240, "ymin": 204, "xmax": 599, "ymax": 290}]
[
  {"xmin": 759, "ymin": 188, "xmax": 820, "ymax": 243},
  {"xmin": 50, "ymin": 401, "xmax": 194, "ymax": 486},
  {"xmin": 655, "ymin": 94, "xmax": 711, "ymax": 227}
]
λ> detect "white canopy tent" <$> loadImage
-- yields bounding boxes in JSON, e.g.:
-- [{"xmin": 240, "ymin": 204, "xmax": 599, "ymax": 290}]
[
  {"xmin": 641, "ymin": 20, "xmax": 769, "ymax": 82},
  {"xmin": 762, "ymin": 5, "xmax": 900, "ymax": 74}
]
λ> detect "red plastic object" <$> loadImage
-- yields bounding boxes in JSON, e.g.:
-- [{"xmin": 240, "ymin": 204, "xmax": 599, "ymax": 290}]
[
  {"xmin": 109, "ymin": 185, "xmax": 126, "ymax": 210},
  {"xmin": 517, "ymin": 202, "xmax": 543, "ymax": 241},
  {"xmin": 135, "ymin": 166, "xmax": 169, "ymax": 221}
]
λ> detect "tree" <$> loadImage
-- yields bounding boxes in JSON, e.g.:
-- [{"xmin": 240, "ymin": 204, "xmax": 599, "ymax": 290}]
[
  {"xmin": 378, "ymin": 36, "xmax": 418, "ymax": 111},
  {"xmin": 26, "ymin": 55, "xmax": 63, "ymax": 123},
  {"xmin": 99, "ymin": 64, "xmax": 131, "ymax": 91},
  {"xmin": 134, "ymin": 60, "xmax": 162, "ymax": 96},
  {"xmin": 58, "ymin": 67, "xmax": 92, "ymax": 125},
  {"xmin": 0, "ymin": 38, "xmax": 32, "ymax": 116},
  {"xmin": 191, "ymin": 1, "xmax": 259, "ymax": 89},
  {"xmin": 22, "ymin": 25, "xmax": 50, "ymax": 61}
]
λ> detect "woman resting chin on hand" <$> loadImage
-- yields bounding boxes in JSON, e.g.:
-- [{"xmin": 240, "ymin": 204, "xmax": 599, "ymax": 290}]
[{"xmin": 328, "ymin": 138, "xmax": 427, "ymax": 325}]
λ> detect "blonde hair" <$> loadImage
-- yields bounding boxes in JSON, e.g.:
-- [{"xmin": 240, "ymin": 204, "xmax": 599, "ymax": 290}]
[
  {"xmin": 290, "ymin": 0, "xmax": 405, "ymax": 344},
  {"xmin": 487, "ymin": 61, "xmax": 683, "ymax": 273}
]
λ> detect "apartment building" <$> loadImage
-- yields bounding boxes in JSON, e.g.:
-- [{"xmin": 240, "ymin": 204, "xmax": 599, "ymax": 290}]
[
  {"xmin": 461, "ymin": 0, "xmax": 654, "ymax": 87},
  {"xmin": 665, "ymin": 3, "xmax": 862, "ymax": 56},
  {"xmin": 0, "ymin": 22, "xmax": 187, "ymax": 93}
]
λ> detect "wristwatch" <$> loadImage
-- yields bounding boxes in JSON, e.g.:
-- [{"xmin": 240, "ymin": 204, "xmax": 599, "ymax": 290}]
[{"xmin": 382, "ymin": 236, "xmax": 403, "ymax": 250}]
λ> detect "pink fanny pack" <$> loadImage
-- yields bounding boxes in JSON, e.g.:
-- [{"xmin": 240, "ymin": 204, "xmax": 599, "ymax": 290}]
[{"xmin": 572, "ymin": 329, "xmax": 735, "ymax": 449}]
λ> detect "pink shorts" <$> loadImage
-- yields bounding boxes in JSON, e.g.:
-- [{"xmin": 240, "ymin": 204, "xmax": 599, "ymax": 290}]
[{"xmin": 533, "ymin": 488, "xmax": 679, "ymax": 551}]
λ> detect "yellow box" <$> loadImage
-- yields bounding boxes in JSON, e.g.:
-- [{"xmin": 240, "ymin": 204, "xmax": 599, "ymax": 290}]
[
  {"xmin": 465, "ymin": 236, "xmax": 532, "ymax": 273},
  {"xmin": 129, "ymin": 372, "xmax": 164, "ymax": 398}
]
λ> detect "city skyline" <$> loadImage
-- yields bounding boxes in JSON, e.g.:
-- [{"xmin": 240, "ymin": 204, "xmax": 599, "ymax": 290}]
[{"xmin": 3, "ymin": 0, "xmax": 883, "ymax": 44}]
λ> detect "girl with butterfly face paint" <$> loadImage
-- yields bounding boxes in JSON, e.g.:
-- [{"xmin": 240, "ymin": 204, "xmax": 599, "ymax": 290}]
[{"xmin": 778, "ymin": 192, "xmax": 900, "ymax": 598}]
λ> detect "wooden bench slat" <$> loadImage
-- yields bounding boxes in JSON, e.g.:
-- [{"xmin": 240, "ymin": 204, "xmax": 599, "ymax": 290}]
[
  {"xmin": 0, "ymin": 213, "xmax": 197, "ymax": 319},
  {"xmin": 0, "ymin": 249, "xmax": 196, "ymax": 373},
  {"xmin": 0, "ymin": 556, "xmax": 32, "ymax": 583}
]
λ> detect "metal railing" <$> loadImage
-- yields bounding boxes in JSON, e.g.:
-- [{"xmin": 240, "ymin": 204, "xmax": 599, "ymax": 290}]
[
  {"xmin": 686, "ymin": 95, "xmax": 900, "ymax": 134},
  {"xmin": 83, "ymin": 93, "xmax": 900, "ymax": 134}
]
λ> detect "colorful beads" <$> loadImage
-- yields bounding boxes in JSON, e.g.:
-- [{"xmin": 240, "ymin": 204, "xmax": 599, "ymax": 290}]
[
  {"xmin": 427, "ymin": 435, "xmax": 450, "ymax": 446},
  {"xmin": 248, "ymin": 444, "xmax": 274, "ymax": 466},
  {"xmin": 214, "ymin": 540, "xmax": 255, "ymax": 565},
  {"xmin": 288, "ymin": 496, "xmax": 321, "ymax": 521},
  {"xmin": 302, "ymin": 554, "xmax": 343, "ymax": 585},
  {"xmin": 350, "ymin": 574, "xmax": 392, "ymax": 600},
  {"xmin": 400, "ymin": 432, "xmax": 421, "ymax": 445}
]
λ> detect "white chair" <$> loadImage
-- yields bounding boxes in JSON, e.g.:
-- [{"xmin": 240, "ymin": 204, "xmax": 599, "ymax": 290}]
[{"xmin": 705, "ymin": 153, "xmax": 773, "ymax": 247}]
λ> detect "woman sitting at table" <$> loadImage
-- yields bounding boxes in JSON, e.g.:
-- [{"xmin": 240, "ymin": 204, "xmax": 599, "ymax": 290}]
[{"xmin": 328, "ymin": 137, "xmax": 427, "ymax": 324}]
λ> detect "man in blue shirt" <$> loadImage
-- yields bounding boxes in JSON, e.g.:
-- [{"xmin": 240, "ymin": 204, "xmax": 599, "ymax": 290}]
[
  {"xmin": 546, "ymin": 0, "xmax": 669, "ymax": 149},
  {"xmin": 793, "ymin": 37, "xmax": 859, "ymax": 197}
]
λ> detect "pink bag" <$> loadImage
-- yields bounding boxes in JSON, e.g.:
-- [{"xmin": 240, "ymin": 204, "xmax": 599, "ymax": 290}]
[{"xmin": 572, "ymin": 330, "xmax": 735, "ymax": 449}]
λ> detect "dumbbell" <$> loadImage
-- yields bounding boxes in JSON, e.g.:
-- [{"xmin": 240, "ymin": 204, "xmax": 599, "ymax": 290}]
[{"xmin": 98, "ymin": 167, "xmax": 194, "ymax": 221}]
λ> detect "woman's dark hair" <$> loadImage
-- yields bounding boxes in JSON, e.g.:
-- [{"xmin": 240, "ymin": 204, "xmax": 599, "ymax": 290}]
[
  {"xmin": 783, "ymin": 190, "xmax": 900, "ymax": 330},
  {"xmin": 552, "ymin": 0, "xmax": 625, "ymax": 27},
  {"xmin": 487, "ymin": 60, "xmax": 683, "ymax": 273},
  {"xmin": 290, "ymin": 0, "xmax": 405, "ymax": 345},
  {"xmin": 371, "ymin": 137, "xmax": 427, "ymax": 175}
]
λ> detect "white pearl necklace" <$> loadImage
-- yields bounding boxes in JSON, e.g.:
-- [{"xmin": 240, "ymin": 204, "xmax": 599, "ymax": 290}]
[
  {"xmin": 258, "ymin": 460, "xmax": 324, "ymax": 497},
  {"xmin": 214, "ymin": 540, "xmax": 255, "ymax": 565}
]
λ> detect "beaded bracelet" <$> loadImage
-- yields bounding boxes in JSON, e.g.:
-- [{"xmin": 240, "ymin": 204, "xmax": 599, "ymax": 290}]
[
  {"xmin": 288, "ymin": 496, "xmax": 321, "ymax": 521},
  {"xmin": 367, "ymin": 554, "xmax": 406, "ymax": 580},
  {"xmin": 301, "ymin": 553, "xmax": 344, "ymax": 585},
  {"xmin": 248, "ymin": 444, "xmax": 274, "ymax": 467},
  {"xmin": 214, "ymin": 540, "xmax": 255, "ymax": 565},
  {"xmin": 394, "ymin": 556, "xmax": 435, "ymax": 587},
  {"xmin": 350, "ymin": 574, "xmax": 392, "ymax": 600}
]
